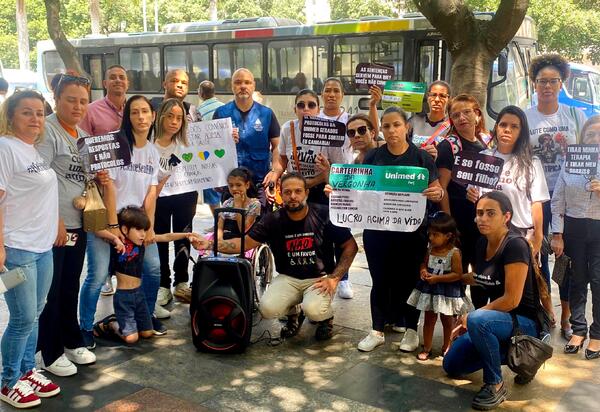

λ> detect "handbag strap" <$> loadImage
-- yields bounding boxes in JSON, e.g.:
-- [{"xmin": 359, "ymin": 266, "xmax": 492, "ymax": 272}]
[
  {"xmin": 510, "ymin": 312, "xmax": 523, "ymax": 337},
  {"xmin": 290, "ymin": 120, "xmax": 301, "ymax": 173}
]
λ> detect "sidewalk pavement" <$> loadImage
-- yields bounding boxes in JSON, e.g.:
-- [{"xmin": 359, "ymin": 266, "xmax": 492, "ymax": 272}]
[{"xmin": 0, "ymin": 204, "xmax": 598, "ymax": 411}]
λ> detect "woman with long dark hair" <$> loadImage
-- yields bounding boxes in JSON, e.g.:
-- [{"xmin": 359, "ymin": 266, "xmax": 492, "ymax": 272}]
[{"xmin": 80, "ymin": 95, "xmax": 164, "ymax": 348}]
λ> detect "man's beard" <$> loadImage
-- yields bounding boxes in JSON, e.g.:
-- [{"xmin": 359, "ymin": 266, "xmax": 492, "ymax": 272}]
[{"xmin": 284, "ymin": 200, "xmax": 306, "ymax": 213}]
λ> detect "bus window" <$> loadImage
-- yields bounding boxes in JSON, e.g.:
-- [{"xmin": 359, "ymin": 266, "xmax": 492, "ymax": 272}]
[
  {"xmin": 332, "ymin": 35, "xmax": 403, "ymax": 93},
  {"xmin": 267, "ymin": 39, "xmax": 327, "ymax": 93},
  {"xmin": 119, "ymin": 47, "xmax": 161, "ymax": 92},
  {"xmin": 164, "ymin": 45, "xmax": 209, "ymax": 92},
  {"xmin": 42, "ymin": 51, "xmax": 65, "ymax": 90},
  {"xmin": 567, "ymin": 72, "xmax": 593, "ymax": 104},
  {"xmin": 488, "ymin": 44, "xmax": 529, "ymax": 117},
  {"xmin": 83, "ymin": 55, "xmax": 104, "ymax": 90},
  {"xmin": 213, "ymin": 43, "xmax": 262, "ymax": 93}
]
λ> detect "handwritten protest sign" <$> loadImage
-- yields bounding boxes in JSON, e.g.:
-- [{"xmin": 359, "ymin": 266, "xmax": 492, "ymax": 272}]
[
  {"xmin": 382, "ymin": 81, "xmax": 427, "ymax": 112},
  {"xmin": 451, "ymin": 151, "xmax": 504, "ymax": 189},
  {"xmin": 161, "ymin": 118, "xmax": 237, "ymax": 195},
  {"xmin": 301, "ymin": 116, "xmax": 346, "ymax": 147},
  {"xmin": 565, "ymin": 144, "xmax": 599, "ymax": 175},
  {"xmin": 77, "ymin": 133, "xmax": 131, "ymax": 173},
  {"xmin": 354, "ymin": 63, "xmax": 395, "ymax": 90},
  {"xmin": 329, "ymin": 164, "xmax": 429, "ymax": 232}
]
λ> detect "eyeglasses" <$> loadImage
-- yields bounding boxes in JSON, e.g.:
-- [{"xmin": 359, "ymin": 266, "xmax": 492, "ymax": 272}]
[
  {"xmin": 449, "ymin": 109, "xmax": 476, "ymax": 121},
  {"xmin": 535, "ymin": 78, "xmax": 561, "ymax": 87},
  {"xmin": 428, "ymin": 92, "xmax": 449, "ymax": 100},
  {"xmin": 347, "ymin": 125, "xmax": 369, "ymax": 138},
  {"xmin": 296, "ymin": 101, "xmax": 318, "ymax": 110}
]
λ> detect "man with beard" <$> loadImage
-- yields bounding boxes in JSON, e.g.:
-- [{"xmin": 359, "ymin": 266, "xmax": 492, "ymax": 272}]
[
  {"xmin": 213, "ymin": 68, "xmax": 282, "ymax": 208},
  {"xmin": 192, "ymin": 172, "xmax": 357, "ymax": 341}
]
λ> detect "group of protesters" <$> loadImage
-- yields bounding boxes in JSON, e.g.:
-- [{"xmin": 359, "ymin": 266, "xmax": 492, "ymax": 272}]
[{"xmin": 0, "ymin": 51, "xmax": 599, "ymax": 411}]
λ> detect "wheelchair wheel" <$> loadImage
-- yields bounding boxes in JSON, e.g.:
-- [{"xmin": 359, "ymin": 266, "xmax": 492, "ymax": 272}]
[{"xmin": 252, "ymin": 244, "xmax": 274, "ymax": 304}]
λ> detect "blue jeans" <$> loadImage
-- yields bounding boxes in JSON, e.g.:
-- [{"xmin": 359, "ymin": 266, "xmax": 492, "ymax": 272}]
[
  {"xmin": 443, "ymin": 309, "xmax": 538, "ymax": 385},
  {"xmin": 1, "ymin": 248, "xmax": 53, "ymax": 388},
  {"xmin": 79, "ymin": 233, "xmax": 160, "ymax": 331}
]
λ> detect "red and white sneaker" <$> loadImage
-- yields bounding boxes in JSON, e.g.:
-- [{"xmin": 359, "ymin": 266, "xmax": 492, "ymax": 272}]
[
  {"xmin": 20, "ymin": 369, "xmax": 60, "ymax": 398},
  {"xmin": 0, "ymin": 380, "xmax": 41, "ymax": 408}
]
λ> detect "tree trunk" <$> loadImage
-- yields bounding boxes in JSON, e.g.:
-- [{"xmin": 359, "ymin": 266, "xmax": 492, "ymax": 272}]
[
  {"xmin": 209, "ymin": 0, "xmax": 217, "ymax": 21},
  {"xmin": 89, "ymin": 0, "xmax": 101, "ymax": 35},
  {"xmin": 44, "ymin": 0, "xmax": 85, "ymax": 74},
  {"xmin": 414, "ymin": 0, "xmax": 528, "ymax": 109},
  {"xmin": 16, "ymin": 0, "xmax": 30, "ymax": 70}
]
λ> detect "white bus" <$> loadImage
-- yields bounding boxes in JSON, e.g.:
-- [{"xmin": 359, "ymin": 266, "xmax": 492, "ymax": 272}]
[{"xmin": 37, "ymin": 13, "xmax": 538, "ymax": 123}]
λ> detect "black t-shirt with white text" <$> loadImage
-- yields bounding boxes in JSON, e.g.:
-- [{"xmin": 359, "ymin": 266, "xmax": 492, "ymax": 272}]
[
  {"xmin": 362, "ymin": 143, "xmax": 439, "ymax": 183},
  {"xmin": 436, "ymin": 135, "xmax": 486, "ymax": 201},
  {"xmin": 474, "ymin": 231, "xmax": 539, "ymax": 324},
  {"xmin": 248, "ymin": 204, "xmax": 353, "ymax": 279}
]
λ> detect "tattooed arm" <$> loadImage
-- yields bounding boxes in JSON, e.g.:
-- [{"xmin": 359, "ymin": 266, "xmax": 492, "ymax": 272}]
[{"xmin": 192, "ymin": 234, "xmax": 261, "ymax": 254}]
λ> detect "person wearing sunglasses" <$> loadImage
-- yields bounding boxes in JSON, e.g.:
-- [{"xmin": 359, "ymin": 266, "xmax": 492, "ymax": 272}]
[
  {"xmin": 526, "ymin": 53, "xmax": 587, "ymax": 340},
  {"xmin": 346, "ymin": 114, "xmax": 381, "ymax": 164},
  {"xmin": 279, "ymin": 89, "xmax": 348, "ymax": 206},
  {"xmin": 409, "ymin": 81, "xmax": 452, "ymax": 161},
  {"xmin": 36, "ymin": 72, "xmax": 97, "ymax": 378},
  {"xmin": 551, "ymin": 115, "xmax": 600, "ymax": 359}
]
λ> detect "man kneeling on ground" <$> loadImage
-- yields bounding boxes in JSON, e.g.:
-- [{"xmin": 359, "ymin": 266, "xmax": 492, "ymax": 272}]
[{"xmin": 192, "ymin": 172, "xmax": 358, "ymax": 340}]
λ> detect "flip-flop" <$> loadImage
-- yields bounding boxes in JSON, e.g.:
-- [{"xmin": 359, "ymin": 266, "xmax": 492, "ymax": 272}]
[{"xmin": 417, "ymin": 348, "xmax": 432, "ymax": 361}]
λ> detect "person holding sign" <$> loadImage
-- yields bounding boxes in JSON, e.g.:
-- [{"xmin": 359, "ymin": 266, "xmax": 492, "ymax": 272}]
[
  {"xmin": 436, "ymin": 94, "xmax": 491, "ymax": 308},
  {"xmin": 153, "ymin": 99, "xmax": 196, "ymax": 313},
  {"xmin": 444, "ymin": 191, "xmax": 549, "ymax": 410},
  {"xmin": 356, "ymin": 107, "xmax": 443, "ymax": 353},
  {"xmin": 409, "ymin": 81, "xmax": 452, "ymax": 161},
  {"xmin": 526, "ymin": 54, "xmax": 587, "ymax": 340},
  {"xmin": 80, "ymin": 95, "xmax": 165, "ymax": 350},
  {"xmin": 0, "ymin": 91, "xmax": 61, "ymax": 408},
  {"xmin": 551, "ymin": 115, "xmax": 600, "ymax": 359},
  {"xmin": 36, "ymin": 73, "xmax": 97, "ymax": 377}
]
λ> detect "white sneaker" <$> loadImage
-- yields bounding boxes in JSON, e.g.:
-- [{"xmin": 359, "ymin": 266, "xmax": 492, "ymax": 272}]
[
  {"xmin": 154, "ymin": 303, "xmax": 171, "ymax": 319},
  {"xmin": 398, "ymin": 328, "xmax": 419, "ymax": 352},
  {"xmin": 337, "ymin": 280, "xmax": 354, "ymax": 299},
  {"xmin": 156, "ymin": 287, "xmax": 173, "ymax": 306},
  {"xmin": 36, "ymin": 352, "xmax": 77, "ymax": 377},
  {"xmin": 392, "ymin": 326, "xmax": 406, "ymax": 333},
  {"xmin": 64, "ymin": 347, "xmax": 96, "ymax": 365},
  {"xmin": 357, "ymin": 330, "xmax": 385, "ymax": 352}
]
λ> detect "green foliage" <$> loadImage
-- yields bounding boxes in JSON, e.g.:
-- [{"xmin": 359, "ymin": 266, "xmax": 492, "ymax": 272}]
[{"xmin": 330, "ymin": 0, "xmax": 396, "ymax": 20}]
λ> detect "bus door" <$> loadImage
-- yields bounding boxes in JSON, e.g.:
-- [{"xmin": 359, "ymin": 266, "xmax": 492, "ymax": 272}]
[
  {"xmin": 82, "ymin": 53, "xmax": 116, "ymax": 101},
  {"xmin": 416, "ymin": 39, "xmax": 446, "ymax": 85}
]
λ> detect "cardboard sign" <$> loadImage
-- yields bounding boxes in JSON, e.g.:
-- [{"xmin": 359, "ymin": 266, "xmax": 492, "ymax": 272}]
[
  {"xmin": 329, "ymin": 164, "xmax": 429, "ymax": 232},
  {"xmin": 354, "ymin": 63, "xmax": 395, "ymax": 90},
  {"xmin": 451, "ymin": 151, "xmax": 504, "ymax": 189},
  {"xmin": 160, "ymin": 118, "xmax": 238, "ymax": 195},
  {"xmin": 565, "ymin": 144, "xmax": 599, "ymax": 175},
  {"xmin": 77, "ymin": 133, "xmax": 131, "ymax": 173},
  {"xmin": 382, "ymin": 81, "xmax": 427, "ymax": 113},
  {"xmin": 301, "ymin": 116, "xmax": 346, "ymax": 147}
]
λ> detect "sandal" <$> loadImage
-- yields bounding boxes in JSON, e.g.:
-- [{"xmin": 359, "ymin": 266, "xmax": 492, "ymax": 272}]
[
  {"xmin": 417, "ymin": 347, "xmax": 431, "ymax": 361},
  {"xmin": 93, "ymin": 314, "xmax": 119, "ymax": 340}
]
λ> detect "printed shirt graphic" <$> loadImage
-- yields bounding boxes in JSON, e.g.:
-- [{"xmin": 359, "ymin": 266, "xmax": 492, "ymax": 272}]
[
  {"xmin": 0, "ymin": 137, "xmax": 58, "ymax": 252},
  {"xmin": 113, "ymin": 239, "xmax": 145, "ymax": 278},
  {"xmin": 525, "ymin": 104, "xmax": 586, "ymax": 191}
]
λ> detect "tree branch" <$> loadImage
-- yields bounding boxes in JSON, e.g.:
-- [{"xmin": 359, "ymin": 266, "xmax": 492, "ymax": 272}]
[
  {"xmin": 413, "ymin": 0, "xmax": 474, "ymax": 52},
  {"xmin": 44, "ymin": 0, "xmax": 85, "ymax": 74},
  {"xmin": 484, "ymin": 0, "xmax": 529, "ymax": 56}
]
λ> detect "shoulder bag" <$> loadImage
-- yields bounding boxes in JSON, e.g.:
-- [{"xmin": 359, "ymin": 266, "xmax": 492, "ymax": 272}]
[
  {"xmin": 507, "ymin": 312, "xmax": 553, "ymax": 380},
  {"xmin": 82, "ymin": 178, "xmax": 108, "ymax": 232}
]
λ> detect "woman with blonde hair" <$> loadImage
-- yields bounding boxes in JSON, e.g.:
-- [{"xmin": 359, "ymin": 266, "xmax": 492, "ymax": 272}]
[{"xmin": 0, "ymin": 90, "xmax": 61, "ymax": 408}]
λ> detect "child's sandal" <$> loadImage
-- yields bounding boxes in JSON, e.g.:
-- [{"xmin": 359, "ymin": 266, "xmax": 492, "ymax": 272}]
[
  {"xmin": 417, "ymin": 347, "xmax": 431, "ymax": 361},
  {"xmin": 93, "ymin": 314, "xmax": 118, "ymax": 340}
]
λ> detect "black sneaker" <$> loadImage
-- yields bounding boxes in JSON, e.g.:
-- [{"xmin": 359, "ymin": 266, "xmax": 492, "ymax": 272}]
[
  {"xmin": 472, "ymin": 382, "xmax": 507, "ymax": 410},
  {"xmin": 280, "ymin": 311, "xmax": 305, "ymax": 339},
  {"xmin": 152, "ymin": 317, "xmax": 167, "ymax": 336},
  {"xmin": 81, "ymin": 329, "xmax": 96, "ymax": 350},
  {"xmin": 315, "ymin": 317, "xmax": 334, "ymax": 341}
]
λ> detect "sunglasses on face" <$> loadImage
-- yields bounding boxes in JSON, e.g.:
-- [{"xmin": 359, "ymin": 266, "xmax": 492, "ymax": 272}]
[
  {"xmin": 347, "ymin": 125, "xmax": 369, "ymax": 138},
  {"xmin": 296, "ymin": 101, "xmax": 318, "ymax": 110}
]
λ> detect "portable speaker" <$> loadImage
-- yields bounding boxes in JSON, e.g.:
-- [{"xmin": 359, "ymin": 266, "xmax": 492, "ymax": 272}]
[{"xmin": 190, "ymin": 207, "xmax": 254, "ymax": 353}]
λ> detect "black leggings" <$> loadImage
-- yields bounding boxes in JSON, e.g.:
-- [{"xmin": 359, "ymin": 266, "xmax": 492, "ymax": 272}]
[
  {"xmin": 155, "ymin": 191, "xmax": 198, "ymax": 288},
  {"xmin": 363, "ymin": 228, "xmax": 427, "ymax": 332}
]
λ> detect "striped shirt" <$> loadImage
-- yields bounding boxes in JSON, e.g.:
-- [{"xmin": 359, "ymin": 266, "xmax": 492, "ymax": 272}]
[
  {"xmin": 551, "ymin": 166, "xmax": 600, "ymax": 233},
  {"xmin": 196, "ymin": 97, "xmax": 224, "ymax": 121}
]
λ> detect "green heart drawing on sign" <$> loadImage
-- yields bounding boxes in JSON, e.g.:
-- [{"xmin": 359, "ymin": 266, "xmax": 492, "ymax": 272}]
[
  {"xmin": 181, "ymin": 153, "xmax": 193, "ymax": 162},
  {"xmin": 214, "ymin": 149, "xmax": 225, "ymax": 158},
  {"xmin": 198, "ymin": 151, "xmax": 210, "ymax": 160}
]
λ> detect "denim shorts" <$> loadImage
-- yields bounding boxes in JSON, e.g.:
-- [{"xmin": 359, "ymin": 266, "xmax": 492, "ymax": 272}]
[{"xmin": 113, "ymin": 287, "xmax": 153, "ymax": 337}]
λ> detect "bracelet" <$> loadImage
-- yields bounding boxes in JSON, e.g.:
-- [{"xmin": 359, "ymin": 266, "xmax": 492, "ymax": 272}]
[{"xmin": 107, "ymin": 223, "xmax": 119, "ymax": 229}]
